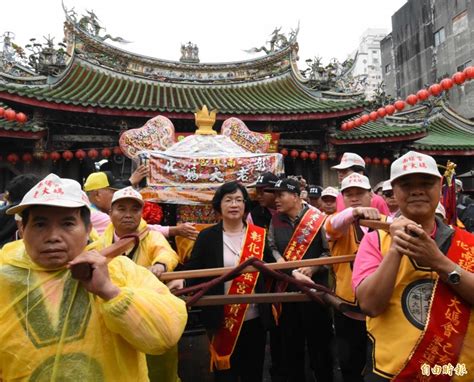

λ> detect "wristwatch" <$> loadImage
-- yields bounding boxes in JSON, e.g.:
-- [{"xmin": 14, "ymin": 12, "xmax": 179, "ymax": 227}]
[{"xmin": 447, "ymin": 265, "xmax": 462, "ymax": 285}]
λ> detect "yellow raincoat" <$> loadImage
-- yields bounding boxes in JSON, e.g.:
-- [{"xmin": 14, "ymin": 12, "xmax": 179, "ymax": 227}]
[
  {"xmin": 0, "ymin": 239, "xmax": 187, "ymax": 382},
  {"xmin": 98, "ymin": 219, "xmax": 181, "ymax": 382}
]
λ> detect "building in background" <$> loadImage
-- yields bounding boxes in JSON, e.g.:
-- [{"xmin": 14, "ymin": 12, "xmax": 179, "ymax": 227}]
[{"xmin": 381, "ymin": 0, "xmax": 474, "ymax": 118}]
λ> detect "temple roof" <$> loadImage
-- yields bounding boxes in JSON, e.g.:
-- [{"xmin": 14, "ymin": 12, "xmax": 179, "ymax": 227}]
[
  {"xmin": 0, "ymin": 14, "xmax": 366, "ymax": 120},
  {"xmin": 330, "ymin": 104, "xmax": 474, "ymax": 155}
]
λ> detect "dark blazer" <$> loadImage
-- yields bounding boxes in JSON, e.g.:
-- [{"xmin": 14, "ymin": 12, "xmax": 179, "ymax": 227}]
[{"xmin": 177, "ymin": 221, "xmax": 275, "ymax": 333}]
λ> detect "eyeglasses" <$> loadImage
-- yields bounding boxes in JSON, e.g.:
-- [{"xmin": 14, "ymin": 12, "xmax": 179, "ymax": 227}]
[
  {"xmin": 222, "ymin": 198, "xmax": 245, "ymax": 205},
  {"xmin": 382, "ymin": 191, "xmax": 394, "ymax": 198}
]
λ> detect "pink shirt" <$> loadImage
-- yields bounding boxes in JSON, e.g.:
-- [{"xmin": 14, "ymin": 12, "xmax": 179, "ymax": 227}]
[
  {"xmin": 336, "ymin": 193, "xmax": 390, "ymax": 215},
  {"xmin": 325, "ymin": 207, "xmax": 368, "ymax": 240}
]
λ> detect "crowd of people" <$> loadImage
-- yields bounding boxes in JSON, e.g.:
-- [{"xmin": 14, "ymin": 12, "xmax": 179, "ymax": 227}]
[{"xmin": 0, "ymin": 150, "xmax": 472, "ymax": 382}]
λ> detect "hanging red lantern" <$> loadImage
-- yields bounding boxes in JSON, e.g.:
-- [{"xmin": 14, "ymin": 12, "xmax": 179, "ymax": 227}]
[
  {"xmin": 429, "ymin": 83, "xmax": 442, "ymax": 96},
  {"xmin": 88, "ymin": 149, "xmax": 99, "ymax": 159},
  {"xmin": 394, "ymin": 100, "xmax": 405, "ymax": 111},
  {"xmin": 309, "ymin": 151, "xmax": 317, "ymax": 161},
  {"xmin": 42, "ymin": 152, "xmax": 50, "ymax": 161},
  {"xmin": 361, "ymin": 114, "xmax": 370, "ymax": 124},
  {"xmin": 280, "ymin": 148, "xmax": 288, "ymax": 157},
  {"xmin": 50, "ymin": 151, "xmax": 61, "ymax": 162},
  {"xmin": 62, "ymin": 150, "xmax": 74, "ymax": 161},
  {"xmin": 341, "ymin": 122, "xmax": 348, "ymax": 130},
  {"xmin": 364, "ymin": 156, "xmax": 372, "ymax": 165},
  {"xmin": 0, "ymin": 107, "xmax": 5, "ymax": 117},
  {"xmin": 113, "ymin": 146, "xmax": 123, "ymax": 156},
  {"xmin": 416, "ymin": 89, "xmax": 430, "ymax": 101},
  {"xmin": 75, "ymin": 149, "xmax": 86, "ymax": 161},
  {"xmin": 290, "ymin": 149, "xmax": 299, "ymax": 159},
  {"xmin": 463, "ymin": 66, "xmax": 474, "ymax": 80},
  {"xmin": 15, "ymin": 112, "xmax": 27, "ymax": 123},
  {"xmin": 372, "ymin": 157, "xmax": 381, "ymax": 165},
  {"xmin": 22, "ymin": 153, "xmax": 33, "ymax": 163},
  {"xmin": 382, "ymin": 158, "xmax": 391, "ymax": 167},
  {"xmin": 101, "ymin": 148, "xmax": 112, "ymax": 158},
  {"xmin": 319, "ymin": 152, "xmax": 328, "ymax": 161},
  {"xmin": 354, "ymin": 118, "xmax": 363, "ymax": 127},
  {"xmin": 369, "ymin": 111, "xmax": 378, "ymax": 121},
  {"xmin": 440, "ymin": 78, "xmax": 454, "ymax": 91},
  {"xmin": 347, "ymin": 121, "xmax": 355, "ymax": 129},
  {"xmin": 385, "ymin": 105, "xmax": 396, "ymax": 115},
  {"xmin": 377, "ymin": 107, "xmax": 387, "ymax": 118},
  {"xmin": 300, "ymin": 150, "xmax": 309, "ymax": 160},
  {"xmin": 7, "ymin": 153, "xmax": 19, "ymax": 164},
  {"xmin": 4, "ymin": 109, "xmax": 16, "ymax": 121},
  {"xmin": 406, "ymin": 94, "xmax": 418, "ymax": 106},
  {"xmin": 452, "ymin": 71, "xmax": 466, "ymax": 85}
]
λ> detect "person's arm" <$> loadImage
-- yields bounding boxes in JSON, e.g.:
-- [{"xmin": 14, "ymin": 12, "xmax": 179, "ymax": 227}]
[
  {"xmin": 325, "ymin": 208, "xmax": 354, "ymax": 240},
  {"xmin": 98, "ymin": 257, "xmax": 187, "ymax": 355},
  {"xmin": 148, "ymin": 232, "xmax": 180, "ymax": 278},
  {"xmin": 168, "ymin": 223, "xmax": 198, "ymax": 240},
  {"xmin": 128, "ymin": 164, "xmax": 148, "ymax": 188},
  {"xmin": 267, "ymin": 221, "xmax": 284, "ymax": 262}
]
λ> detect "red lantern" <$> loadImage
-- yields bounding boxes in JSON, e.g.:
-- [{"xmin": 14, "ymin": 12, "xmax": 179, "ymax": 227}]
[
  {"xmin": 101, "ymin": 148, "xmax": 112, "ymax": 158},
  {"xmin": 341, "ymin": 122, "xmax": 348, "ymax": 130},
  {"xmin": 113, "ymin": 146, "xmax": 123, "ymax": 156},
  {"xmin": 309, "ymin": 151, "xmax": 317, "ymax": 161},
  {"xmin": 440, "ymin": 78, "xmax": 454, "ymax": 91},
  {"xmin": 452, "ymin": 71, "xmax": 466, "ymax": 85},
  {"xmin": 319, "ymin": 152, "xmax": 328, "ymax": 161},
  {"xmin": 42, "ymin": 152, "xmax": 50, "ymax": 161},
  {"xmin": 280, "ymin": 148, "xmax": 288, "ymax": 157},
  {"xmin": 372, "ymin": 157, "xmax": 381, "ymax": 165},
  {"xmin": 429, "ymin": 83, "xmax": 442, "ymax": 96},
  {"xmin": 364, "ymin": 156, "xmax": 372, "ymax": 165},
  {"xmin": 463, "ymin": 66, "xmax": 474, "ymax": 80},
  {"xmin": 361, "ymin": 114, "xmax": 370, "ymax": 124},
  {"xmin": 377, "ymin": 107, "xmax": 387, "ymax": 118},
  {"xmin": 300, "ymin": 150, "xmax": 309, "ymax": 160},
  {"xmin": 385, "ymin": 105, "xmax": 396, "ymax": 115},
  {"xmin": 88, "ymin": 149, "xmax": 99, "ymax": 159},
  {"xmin": 394, "ymin": 100, "xmax": 405, "ymax": 111},
  {"xmin": 354, "ymin": 118, "xmax": 363, "ymax": 127},
  {"xmin": 0, "ymin": 107, "xmax": 4, "ymax": 117},
  {"xmin": 7, "ymin": 153, "xmax": 19, "ymax": 164},
  {"xmin": 347, "ymin": 121, "xmax": 355, "ymax": 130},
  {"xmin": 50, "ymin": 151, "xmax": 61, "ymax": 162},
  {"xmin": 406, "ymin": 94, "xmax": 418, "ymax": 106},
  {"xmin": 75, "ymin": 149, "xmax": 86, "ymax": 161},
  {"xmin": 4, "ymin": 109, "xmax": 16, "ymax": 121},
  {"xmin": 416, "ymin": 89, "xmax": 430, "ymax": 101},
  {"xmin": 290, "ymin": 149, "xmax": 299, "ymax": 159},
  {"xmin": 382, "ymin": 158, "xmax": 391, "ymax": 167},
  {"xmin": 369, "ymin": 111, "xmax": 378, "ymax": 121},
  {"xmin": 22, "ymin": 153, "xmax": 33, "ymax": 163},
  {"xmin": 16, "ymin": 112, "xmax": 27, "ymax": 123},
  {"xmin": 62, "ymin": 150, "xmax": 74, "ymax": 161}
]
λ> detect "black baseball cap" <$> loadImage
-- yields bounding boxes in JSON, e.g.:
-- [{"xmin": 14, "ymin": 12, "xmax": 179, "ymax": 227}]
[
  {"xmin": 266, "ymin": 178, "xmax": 301, "ymax": 194},
  {"xmin": 308, "ymin": 185, "xmax": 323, "ymax": 198},
  {"xmin": 249, "ymin": 172, "xmax": 279, "ymax": 189}
]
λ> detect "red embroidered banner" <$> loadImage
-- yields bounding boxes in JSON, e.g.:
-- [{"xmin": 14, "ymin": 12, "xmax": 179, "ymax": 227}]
[{"xmin": 209, "ymin": 224, "xmax": 266, "ymax": 371}]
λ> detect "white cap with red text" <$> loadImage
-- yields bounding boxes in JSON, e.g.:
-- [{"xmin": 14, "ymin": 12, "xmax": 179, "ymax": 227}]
[
  {"xmin": 340, "ymin": 173, "xmax": 371, "ymax": 192},
  {"xmin": 390, "ymin": 151, "xmax": 441, "ymax": 184},
  {"xmin": 331, "ymin": 152, "xmax": 366, "ymax": 170},
  {"xmin": 321, "ymin": 187, "xmax": 339, "ymax": 198},
  {"xmin": 382, "ymin": 180, "xmax": 392, "ymax": 192},
  {"xmin": 6, "ymin": 173, "xmax": 90, "ymax": 215},
  {"xmin": 111, "ymin": 186, "xmax": 144, "ymax": 206}
]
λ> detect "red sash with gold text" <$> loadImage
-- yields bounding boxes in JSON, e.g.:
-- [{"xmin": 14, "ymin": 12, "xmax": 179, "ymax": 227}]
[
  {"xmin": 209, "ymin": 224, "xmax": 266, "ymax": 371},
  {"xmin": 273, "ymin": 208, "xmax": 326, "ymax": 319},
  {"xmin": 394, "ymin": 228, "xmax": 474, "ymax": 381}
]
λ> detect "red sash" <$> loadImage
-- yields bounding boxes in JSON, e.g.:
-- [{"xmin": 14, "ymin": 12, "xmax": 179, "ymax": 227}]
[
  {"xmin": 394, "ymin": 228, "xmax": 473, "ymax": 381},
  {"xmin": 273, "ymin": 207, "xmax": 326, "ymax": 320},
  {"xmin": 209, "ymin": 224, "xmax": 266, "ymax": 371}
]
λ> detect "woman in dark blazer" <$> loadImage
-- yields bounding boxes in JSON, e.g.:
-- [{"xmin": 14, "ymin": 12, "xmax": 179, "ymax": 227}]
[{"xmin": 171, "ymin": 181, "xmax": 274, "ymax": 382}]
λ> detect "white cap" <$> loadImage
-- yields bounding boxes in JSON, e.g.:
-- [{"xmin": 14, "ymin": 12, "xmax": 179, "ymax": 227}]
[
  {"xmin": 390, "ymin": 151, "xmax": 441, "ymax": 184},
  {"xmin": 321, "ymin": 186, "xmax": 339, "ymax": 198},
  {"xmin": 331, "ymin": 152, "xmax": 365, "ymax": 170},
  {"xmin": 7, "ymin": 174, "xmax": 90, "ymax": 215},
  {"xmin": 382, "ymin": 180, "xmax": 392, "ymax": 192},
  {"xmin": 340, "ymin": 173, "xmax": 371, "ymax": 192},
  {"xmin": 111, "ymin": 186, "xmax": 144, "ymax": 206},
  {"xmin": 435, "ymin": 202, "xmax": 446, "ymax": 218},
  {"xmin": 455, "ymin": 179, "xmax": 463, "ymax": 190}
]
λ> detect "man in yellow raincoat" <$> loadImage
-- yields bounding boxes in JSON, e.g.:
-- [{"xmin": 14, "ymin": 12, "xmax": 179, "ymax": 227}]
[
  {"xmin": 98, "ymin": 186, "xmax": 181, "ymax": 382},
  {"xmin": 0, "ymin": 174, "xmax": 187, "ymax": 382}
]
